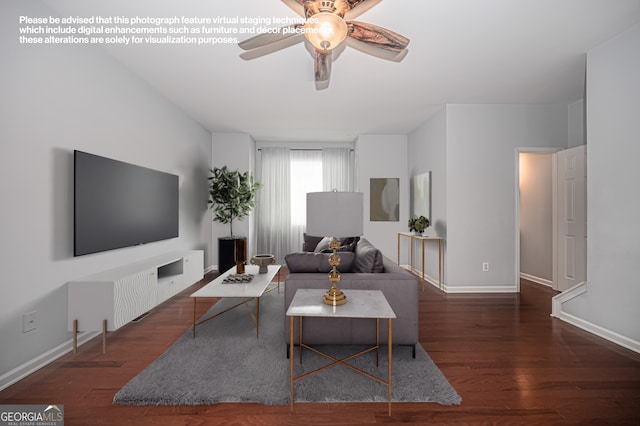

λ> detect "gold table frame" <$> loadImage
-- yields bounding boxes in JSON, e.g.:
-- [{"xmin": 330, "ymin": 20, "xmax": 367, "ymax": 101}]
[
  {"xmin": 287, "ymin": 289, "xmax": 395, "ymax": 416},
  {"xmin": 397, "ymin": 232, "xmax": 443, "ymax": 290},
  {"xmin": 190, "ymin": 265, "xmax": 280, "ymax": 338}
]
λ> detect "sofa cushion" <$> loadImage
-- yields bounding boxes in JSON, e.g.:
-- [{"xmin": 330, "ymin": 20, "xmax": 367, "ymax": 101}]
[
  {"xmin": 285, "ymin": 251, "xmax": 355, "ymax": 273},
  {"xmin": 314, "ymin": 236, "xmax": 361, "ymax": 253},
  {"xmin": 302, "ymin": 233, "xmax": 324, "ymax": 252},
  {"xmin": 352, "ymin": 238, "xmax": 384, "ymax": 273},
  {"xmin": 337, "ymin": 236, "xmax": 360, "ymax": 252},
  {"xmin": 313, "ymin": 237, "xmax": 333, "ymax": 253}
]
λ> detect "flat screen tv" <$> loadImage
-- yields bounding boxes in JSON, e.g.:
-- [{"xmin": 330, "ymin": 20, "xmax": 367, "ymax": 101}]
[{"xmin": 74, "ymin": 150, "xmax": 179, "ymax": 256}]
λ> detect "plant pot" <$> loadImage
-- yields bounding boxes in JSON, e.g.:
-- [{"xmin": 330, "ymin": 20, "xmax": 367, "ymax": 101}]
[{"xmin": 218, "ymin": 237, "xmax": 246, "ymax": 274}]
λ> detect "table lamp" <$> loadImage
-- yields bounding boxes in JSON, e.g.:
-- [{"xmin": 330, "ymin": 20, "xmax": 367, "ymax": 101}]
[{"xmin": 306, "ymin": 191, "xmax": 364, "ymax": 305}]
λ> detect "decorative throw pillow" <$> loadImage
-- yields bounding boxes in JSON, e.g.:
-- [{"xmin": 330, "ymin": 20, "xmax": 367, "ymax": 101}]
[
  {"xmin": 315, "ymin": 236, "xmax": 361, "ymax": 253},
  {"xmin": 303, "ymin": 233, "xmax": 324, "ymax": 252},
  {"xmin": 313, "ymin": 237, "xmax": 334, "ymax": 253},
  {"xmin": 338, "ymin": 236, "xmax": 360, "ymax": 252},
  {"xmin": 352, "ymin": 238, "xmax": 384, "ymax": 273}
]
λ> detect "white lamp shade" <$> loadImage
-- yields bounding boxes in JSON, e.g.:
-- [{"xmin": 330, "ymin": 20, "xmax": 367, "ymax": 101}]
[{"xmin": 306, "ymin": 192, "xmax": 364, "ymax": 237}]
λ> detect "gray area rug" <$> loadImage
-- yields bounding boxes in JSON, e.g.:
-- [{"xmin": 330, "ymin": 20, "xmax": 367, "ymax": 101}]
[{"xmin": 113, "ymin": 286, "xmax": 461, "ymax": 406}]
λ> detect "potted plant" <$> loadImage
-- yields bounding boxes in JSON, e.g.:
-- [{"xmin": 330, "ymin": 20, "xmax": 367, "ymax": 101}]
[
  {"xmin": 408, "ymin": 215, "xmax": 430, "ymax": 236},
  {"xmin": 208, "ymin": 166, "xmax": 262, "ymax": 273}
]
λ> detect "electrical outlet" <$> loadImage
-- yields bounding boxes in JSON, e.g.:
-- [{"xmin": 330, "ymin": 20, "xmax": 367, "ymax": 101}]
[
  {"xmin": 482, "ymin": 262, "xmax": 489, "ymax": 272},
  {"xmin": 23, "ymin": 311, "xmax": 37, "ymax": 333}
]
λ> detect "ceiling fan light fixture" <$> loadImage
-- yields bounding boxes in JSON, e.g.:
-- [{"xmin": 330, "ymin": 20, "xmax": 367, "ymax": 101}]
[{"xmin": 304, "ymin": 12, "xmax": 348, "ymax": 51}]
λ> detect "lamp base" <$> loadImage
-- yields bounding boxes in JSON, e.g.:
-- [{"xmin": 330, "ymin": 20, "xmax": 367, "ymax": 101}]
[{"xmin": 323, "ymin": 287, "xmax": 347, "ymax": 306}]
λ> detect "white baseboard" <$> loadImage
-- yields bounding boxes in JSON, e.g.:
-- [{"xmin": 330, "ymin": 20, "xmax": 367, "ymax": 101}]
[
  {"xmin": 552, "ymin": 281, "xmax": 640, "ymax": 354},
  {"xmin": 443, "ymin": 284, "xmax": 519, "ymax": 293},
  {"xmin": 400, "ymin": 265, "xmax": 442, "ymax": 290},
  {"xmin": 0, "ymin": 331, "xmax": 100, "ymax": 392},
  {"xmin": 551, "ymin": 281, "xmax": 587, "ymax": 317},
  {"xmin": 204, "ymin": 264, "xmax": 216, "ymax": 274},
  {"xmin": 400, "ymin": 264, "xmax": 518, "ymax": 293},
  {"xmin": 520, "ymin": 272, "xmax": 553, "ymax": 287},
  {"xmin": 555, "ymin": 310, "xmax": 640, "ymax": 354}
]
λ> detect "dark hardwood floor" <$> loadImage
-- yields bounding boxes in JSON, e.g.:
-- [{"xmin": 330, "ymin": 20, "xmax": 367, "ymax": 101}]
[{"xmin": 1, "ymin": 271, "xmax": 639, "ymax": 425}]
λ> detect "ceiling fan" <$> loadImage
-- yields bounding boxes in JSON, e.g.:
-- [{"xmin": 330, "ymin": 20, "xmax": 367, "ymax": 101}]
[{"xmin": 238, "ymin": 0, "xmax": 410, "ymax": 90}]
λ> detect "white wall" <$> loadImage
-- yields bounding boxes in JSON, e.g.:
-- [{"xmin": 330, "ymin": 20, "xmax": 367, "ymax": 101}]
[
  {"xmin": 210, "ymin": 133, "xmax": 257, "ymax": 269},
  {"xmin": 561, "ymin": 22, "xmax": 640, "ymax": 347},
  {"xmin": 355, "ymin": 135, "xmax": 409, "ymax": 260},
  {"xmin": 0, "ymin": 1, "xmax": 212, "ymax": 381},
  {"xmin": 408, "ymin": 105, "xmax": 567, "ymax": 292},
  {"xmin": 519, "ymin": 153, "xmax": 553, "ymax": 283},
  {"xmin": 407, "ymin": 108, "xmax": 447, "ymax": 280},
  {"xmin": 445, "ymin": 105, "xmax": 567, "ymax": 291},
  {"xmin": 568, "ymin": 99, "xmax": 586, "ymax": 148}
]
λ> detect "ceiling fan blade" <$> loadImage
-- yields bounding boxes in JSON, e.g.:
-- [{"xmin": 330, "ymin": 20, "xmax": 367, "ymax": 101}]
[
  {"xmin": 281, "ymin": 0, "xmax": 305, "ymax": 17},
  {"xmin": 345, "ymin": 37, "xmax": 408, "ymax": 62},
  {"xmin": 240, "ymin": 34, "xmax": 304, "ymax": 60},
  {"xmin": 314, "ymin": 49, "xmax": 332, "ymax": 90},
  {"xmin": 344, "ymin": 0, "xmax": 383, "ymax": 20},
  {"xmin": 347, "ymin": 21, "xmax": 410, "ymax": 52},
  {"xmin": 238, "ymin": 24, "xmax": 302, "ymax": 50}
]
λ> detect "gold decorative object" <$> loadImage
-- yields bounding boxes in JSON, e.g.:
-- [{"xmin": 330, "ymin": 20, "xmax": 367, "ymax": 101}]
[
  {"xmin": 323, "ymin": 237, "xmax": 347, "ymax": 305},
  {"xmin": 306, "ymin": 191, "xmax": 364, "ymax": 306}
]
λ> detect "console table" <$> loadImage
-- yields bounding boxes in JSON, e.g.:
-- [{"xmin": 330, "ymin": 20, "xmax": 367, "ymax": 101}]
[
  {"xmin": 68, "ymin": 250, "xmax": 204, "ymax": 353},
  {"xmin": 397, "ymin": 232, "xmax": 443, "ymax": 290},
  {"xmin": 287, "ymin": 289, "xmax": 396, "ymax": 416}
]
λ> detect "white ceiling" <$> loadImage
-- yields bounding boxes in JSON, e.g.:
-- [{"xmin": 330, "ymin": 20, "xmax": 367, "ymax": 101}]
[{"xmin": 42, "ymin": 0, "xmax": 640, "ymax": 142}]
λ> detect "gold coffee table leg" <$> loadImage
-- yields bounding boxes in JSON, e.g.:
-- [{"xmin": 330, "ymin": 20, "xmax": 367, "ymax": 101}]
[{"xmin": 289, "ymin": 316, "xmax": 294, "ymax": 411}]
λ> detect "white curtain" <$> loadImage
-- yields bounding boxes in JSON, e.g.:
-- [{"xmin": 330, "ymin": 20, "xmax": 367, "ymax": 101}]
[
  {"xmin": 290, "ymin": 150, "xmax": 323, "ymax": 249},
  {"xmin": 322, "ymin": 147, "xmax": 354, "ymax": 191},
  {"xmin": 256, "ymin": 148, "xmax": 291, "ymax": 263},
  {"xmin": 256, "ymin": 146, "xmax": 355, "ymax": 261}
]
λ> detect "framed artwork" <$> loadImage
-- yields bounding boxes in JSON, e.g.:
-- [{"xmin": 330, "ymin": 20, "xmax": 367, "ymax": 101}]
[
  {"xmin": 370, "ymin": 178, "xmax": 399, "ymax": 221},
  {"xmin": 413, "ymin": 171, "xmax": 431, "ymax": 220}
]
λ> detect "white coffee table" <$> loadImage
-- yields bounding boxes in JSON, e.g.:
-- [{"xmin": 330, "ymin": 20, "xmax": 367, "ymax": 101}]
[
  {"xmin": 190, "ymin": 264, "xmax": 281, "ymax": 338},
  {"xmin": 286, "ymin": 289, "xmax": 396, "ymax": 416}
]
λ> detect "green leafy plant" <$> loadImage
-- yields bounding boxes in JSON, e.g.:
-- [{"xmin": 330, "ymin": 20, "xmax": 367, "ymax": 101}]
[
  {"xmin": 408, "ymin": 215, "xmax": 430, "ymax": 234},
  {"xmin": 208, "ymin": 166, "xmax": 262, "ymax": 236}
]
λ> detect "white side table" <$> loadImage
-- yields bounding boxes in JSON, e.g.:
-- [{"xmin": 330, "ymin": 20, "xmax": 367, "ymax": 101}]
[{"xmin": 286, "ymin": 289, "xmax": 396, "ymax": 416}]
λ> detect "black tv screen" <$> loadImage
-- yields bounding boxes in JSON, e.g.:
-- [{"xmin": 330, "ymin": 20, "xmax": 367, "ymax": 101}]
[{"xmin": 74, "ymin": 150, "xmax": 179, "ymax": 256}]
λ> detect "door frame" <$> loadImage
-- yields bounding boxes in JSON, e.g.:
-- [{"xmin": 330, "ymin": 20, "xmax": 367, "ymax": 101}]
[{"xmin": 514, "ymin": 147, "xmax": 561, "ymax": 293}]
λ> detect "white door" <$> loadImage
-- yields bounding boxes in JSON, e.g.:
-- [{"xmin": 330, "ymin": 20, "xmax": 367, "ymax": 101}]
[{"xmin": 556, "ymin": 145, "xmax": 587, "ymax": 292}]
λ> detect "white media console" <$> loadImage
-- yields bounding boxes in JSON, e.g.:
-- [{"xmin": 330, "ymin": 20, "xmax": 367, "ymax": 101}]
[{"xmin": 68, "ymin": 250, "xmax": 204, "ymax": 352}]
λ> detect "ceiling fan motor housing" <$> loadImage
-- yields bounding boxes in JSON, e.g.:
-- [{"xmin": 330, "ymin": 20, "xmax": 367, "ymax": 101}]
[{"xmin": 304, "ymin": 0, "xmax": 350, "ymax": 18}]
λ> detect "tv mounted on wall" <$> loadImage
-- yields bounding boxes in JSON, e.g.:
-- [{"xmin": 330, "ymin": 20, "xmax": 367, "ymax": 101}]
[{"xmin": 74, "ymin": 150, "xmax": 179, "ymax": 256}]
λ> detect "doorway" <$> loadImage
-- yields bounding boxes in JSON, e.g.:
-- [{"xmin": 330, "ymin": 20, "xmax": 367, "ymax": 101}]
[
  {"xmin": 517, "ymin": 150, "xmax": 555, "ymax": 291},
  {"xmin": 515, "ymin": 146, "xmax": 587, "ymax": 292}
]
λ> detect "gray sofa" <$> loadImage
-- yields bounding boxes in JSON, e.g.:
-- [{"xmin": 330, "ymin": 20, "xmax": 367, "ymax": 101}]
[{"xmin": 284, "ymin": 237, "xmax": 419, "ymax": 356}]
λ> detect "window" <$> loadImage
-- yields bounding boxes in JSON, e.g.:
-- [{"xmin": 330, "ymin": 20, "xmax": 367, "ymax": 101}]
[
  {"xmin": 256, "ymin": 146, "xmax": 354, "ymax": 262},
  {"xmin": 290, "ymin": 150, "xmax": 322, "ymax": 226}
]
